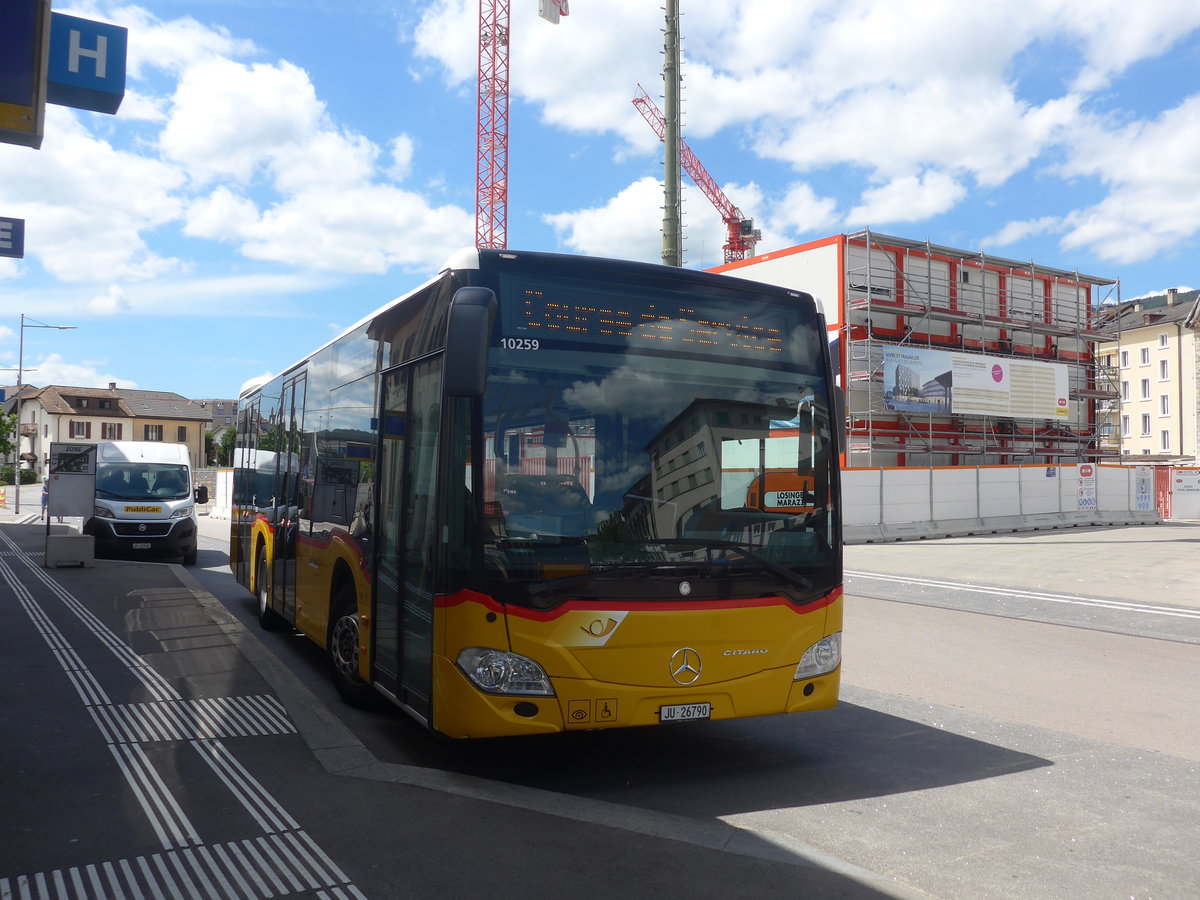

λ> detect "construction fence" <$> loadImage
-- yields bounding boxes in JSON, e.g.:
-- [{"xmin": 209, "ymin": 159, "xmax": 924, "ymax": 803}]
[{"xmin": 842, "ymin": 463, "xmax": 1180, "ymax": 543}]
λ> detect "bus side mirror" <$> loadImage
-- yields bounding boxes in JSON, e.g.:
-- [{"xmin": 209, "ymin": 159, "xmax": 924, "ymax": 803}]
[
  {"xmin": 445, "ymin": 286, "xmax": 498, "ymax": 397},
  {"xmin": 195, "ymin": 485, "xmax": 209, "ymax": 505}
]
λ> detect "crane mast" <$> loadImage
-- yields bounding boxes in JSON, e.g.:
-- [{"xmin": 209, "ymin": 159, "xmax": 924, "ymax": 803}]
[
  {"xmin": 476, "ymin": 1, "xmax": 568, "ymax": 249},
  {"xmin": 632, "ymin": 84, "xmax": 762, "ymax": 264}
]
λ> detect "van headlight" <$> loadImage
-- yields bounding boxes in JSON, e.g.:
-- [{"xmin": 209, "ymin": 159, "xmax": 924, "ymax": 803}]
[
  {"xmin": 456, "ymin": 648, "xmax": 555, "ymax": 696},
  {"xmin": 794, "ymin": 632, "xmax": 841, "ymax": 680},
  {"xmin": 170, "ymin": 506, "xmax": 194, "ymax": 518},
  {"xmin": 93, "ymin": 506, "xmax": 116, "ymax": 518}
]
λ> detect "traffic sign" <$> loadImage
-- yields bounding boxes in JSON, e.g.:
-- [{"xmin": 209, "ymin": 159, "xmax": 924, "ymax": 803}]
[
  {"xmin": 0, "ymin": 0, "xmax": 50, "ymax": 148},
  {"xmin": 0, "ymin": 217, "xmax": 26, "ymax": 259},
  {"xmin": 47, "ymin": 13, "xmax": 127, "ymax": 115}
]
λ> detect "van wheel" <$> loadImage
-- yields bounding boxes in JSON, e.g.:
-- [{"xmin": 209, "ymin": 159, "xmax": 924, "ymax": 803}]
[
  {"xmin": 256, "ymin": 546, "xmax": 286, "ymax": 630},
  {"xmin": 182, "ymin": 548, "xmax": 198, "ymax": 566},
  {"xmin": 329, "ymin": 583, "xmax": 374, "ymax": 707}
]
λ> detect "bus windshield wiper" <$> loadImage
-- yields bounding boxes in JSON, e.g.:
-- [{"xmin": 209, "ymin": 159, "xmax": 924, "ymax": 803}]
[{"xmin": 655, "ymin": 538, "xmax": 814, "ymax": 592}]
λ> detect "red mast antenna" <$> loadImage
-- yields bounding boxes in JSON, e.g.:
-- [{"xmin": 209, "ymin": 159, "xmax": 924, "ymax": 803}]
[
  {"xmin": 476, "ymin": 1, "xmax": 569, "ymax": 250},
  {"xmin": 632, "ymin": 83, "xmax": 761, "ymax": 264}
]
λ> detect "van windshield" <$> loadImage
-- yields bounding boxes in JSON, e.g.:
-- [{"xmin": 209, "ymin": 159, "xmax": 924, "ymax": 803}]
[{"xmin": 96, "ymin": 463, "xmax": 191, "ymax": 501}]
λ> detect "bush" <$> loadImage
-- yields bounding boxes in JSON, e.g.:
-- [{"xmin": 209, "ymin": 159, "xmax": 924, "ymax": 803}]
[{"xmin": 0, "ymin": 466, "xmax": 40, "ymax": 486}]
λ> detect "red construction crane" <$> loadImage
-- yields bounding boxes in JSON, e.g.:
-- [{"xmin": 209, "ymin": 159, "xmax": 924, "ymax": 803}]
[
  {"xmin": 632, "ymin": 84, "xmax": 761, "ymax": 264},
  {"xmin": 476, "ymin": 1, "xmax": 569, "ymax": 249}
]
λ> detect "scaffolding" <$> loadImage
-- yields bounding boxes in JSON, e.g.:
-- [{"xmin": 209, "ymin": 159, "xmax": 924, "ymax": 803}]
[{"xmin": 843, "ymin": 230, "xmax": 1120, "ymax": 466}]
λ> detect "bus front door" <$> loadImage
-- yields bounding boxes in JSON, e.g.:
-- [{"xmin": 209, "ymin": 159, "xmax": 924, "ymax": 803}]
[{"xmin": 373, "ymin": 360, "xmax": 442, "ymax": 720}]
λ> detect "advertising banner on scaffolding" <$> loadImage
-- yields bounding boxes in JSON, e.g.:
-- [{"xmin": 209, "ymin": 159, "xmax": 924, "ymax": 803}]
[{"xmin": 882, "ymin": 346, "xmax": 1070, "ymax": 419}]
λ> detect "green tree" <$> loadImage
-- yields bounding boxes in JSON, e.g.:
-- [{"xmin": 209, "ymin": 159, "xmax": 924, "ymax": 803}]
[
  {"xmin": 0, "ymin": 410, "xmax": 14, "ymax": 460},
  {"xmin": 217, "ymin": 428, "xmax": 236, "ymax": 466}
]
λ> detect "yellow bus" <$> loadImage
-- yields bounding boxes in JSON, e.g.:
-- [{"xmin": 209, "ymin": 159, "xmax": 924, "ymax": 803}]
[{"xmin": 230, "ymin": 248, "xmax": 842, "ymax": 738}]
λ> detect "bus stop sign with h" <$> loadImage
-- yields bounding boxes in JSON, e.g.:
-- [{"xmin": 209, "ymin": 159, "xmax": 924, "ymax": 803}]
[{"xmin": 1, "ymin": 3, "xmax": 127, "ymax": 149}]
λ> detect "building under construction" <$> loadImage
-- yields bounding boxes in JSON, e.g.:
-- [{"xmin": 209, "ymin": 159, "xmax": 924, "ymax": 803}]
[{"xmin": 715, "ymin": 231, "xmax": 1119, "ymax": 468}]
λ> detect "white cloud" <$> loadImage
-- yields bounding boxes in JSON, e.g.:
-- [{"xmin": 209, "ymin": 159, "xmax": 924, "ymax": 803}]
[
  {"xmin": 17, "ymin": 353, "xmax": 132, "ymax": 390},
  {"xmin": 88, "ymin": 285, "xmax": 131, "ymax": 315},
  {"xmin": 769, "ymin": 182, "xmax": 841, "ymax": 237},
  {"xmin": 982, "ymin": 216, "xmax": 1064, "ymax": 248},
  {"xmin": 1056, "ymin": 95, "xmax": 1200, "ymax": 263},
  {"xmin": 159, "ymin": 58, "xmax": 324, "ymax": 185},
  {"xmin": 848, "ymin": 171, "xmax": 968, "ymax": 226},
  {"xmin": 544, "ymin": 177, "xmax": 667, "ymax": 262}
]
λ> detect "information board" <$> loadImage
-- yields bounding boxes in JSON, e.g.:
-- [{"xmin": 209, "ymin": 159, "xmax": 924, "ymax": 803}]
[{"xmin": 48, "ymin": 442, "xmax": 97, "ymax": 517}]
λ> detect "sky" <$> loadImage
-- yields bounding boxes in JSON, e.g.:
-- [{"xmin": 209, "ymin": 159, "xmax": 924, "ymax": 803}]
[{"xmin": 2, "ymin": 0, "xmax": 1200, "ymax": 401}]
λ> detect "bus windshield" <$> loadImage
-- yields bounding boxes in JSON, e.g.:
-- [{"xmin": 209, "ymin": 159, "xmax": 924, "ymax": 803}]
[
  {"xmin": 478, "ymin": 270, "xmax": 838, "ymax": 609},
  {"xmin": 96, "ymin": 463, "xmax": 191, "ymax": 501}
]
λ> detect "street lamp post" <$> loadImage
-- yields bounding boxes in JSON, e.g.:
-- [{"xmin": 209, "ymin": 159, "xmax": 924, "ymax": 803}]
[{"xmin": 12, "ymin": 314, "xmax": 77, "ymax": 515}]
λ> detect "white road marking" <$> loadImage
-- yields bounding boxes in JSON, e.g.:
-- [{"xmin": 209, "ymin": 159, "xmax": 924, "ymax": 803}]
[
  {"xmin": 846, "ymin": 569, "xmax": 1200, "ymax": 620},
  {"xmin": 0, "ymin": 530, "xmax": 364, "ymax": 898}
]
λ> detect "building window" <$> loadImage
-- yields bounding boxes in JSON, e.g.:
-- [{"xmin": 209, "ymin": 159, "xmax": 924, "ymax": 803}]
[
  {"xmin": 224, "ymin": 416, "xmax": 232, "ymax": 425},
  {"xmin": 1159, "ymin": 333, "xmax": 1169, "ymax": 348},
  {"xmin": 144, "ymin": 424, "xmax": 164, "ymax": 441},
  {"xmin": 1160, "ymin": 359, "xmax": 1169, "ymax": 380},
  {"xmin": 100, "ymin": 399, "xmax": 111, "ymax": 409},
  {"xmin": 1121, "ymin": 415, "xmax": 1130, "ymax": 437},
  {"xmin": 1142, "ymin": 448, "xmax": 1152, "ymax": 455},
  {"xmin": 1140, "ymin": 347, "xmax": 1150, "ymax": 365},
  {"xmin": 1140, "ymin": 378, "xmax": 1151, "ymax": 400},
  {"xmin": 101, "ymin": 423, "xmax": 123, "ymax": 440},
  {"xmin": 69, "ymin": 420, "xmax": 92, "ymax": 439},
  {"xmin": 1120, "ymin": 350, "xmax": 1129, "ymax": 368},
  {"xmin": 1160, "ymin": 395, "xmax": 1170, "ymax": 416},
  {"xmin": 1161, "ymin": 430, "xmax": 1171, "ymax": 452},
  {"xmin": 1141, "ymin": 414, "xmax": 1151, "ymax": 436},
  {"xmin": 177, "ymin": 426, "xmax": 187, "ymax": 442},
  {"xmin": 1120, "ymin": 381, "xmax": 1130, "ymax": 400}
]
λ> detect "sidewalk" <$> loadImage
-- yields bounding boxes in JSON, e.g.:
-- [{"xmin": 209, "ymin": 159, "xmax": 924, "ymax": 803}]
[{"xmin": 0, "ymin": 482, "xmax": 43, "ymax": 524}]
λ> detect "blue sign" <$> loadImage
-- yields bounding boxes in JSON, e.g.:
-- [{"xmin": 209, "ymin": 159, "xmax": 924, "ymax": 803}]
[
  {"xmin": 47, "ymin": 13, "xmax": 127, "ymax": 115},
  {"xmin": 0, "ymin": 217, "xmax": 25, "ymax": 259}
]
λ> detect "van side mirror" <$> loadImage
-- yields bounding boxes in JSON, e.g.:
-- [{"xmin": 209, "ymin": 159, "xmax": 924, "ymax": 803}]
[
  {"xmin": 445, "ymin": 286, "xmax": 498, "ymax": 397},
  {"xmin": 195, "ymin": 485, "xmax": 209, "ymax": 505}
]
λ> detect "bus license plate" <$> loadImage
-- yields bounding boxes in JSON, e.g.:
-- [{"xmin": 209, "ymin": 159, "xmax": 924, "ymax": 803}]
[
  {"xmin": 659, "ymin": 702, "xmax": 711, "ymax": 723},
  {"xmin": 131, "ymin": 542, "xmax": 152, "ymax": 550}
]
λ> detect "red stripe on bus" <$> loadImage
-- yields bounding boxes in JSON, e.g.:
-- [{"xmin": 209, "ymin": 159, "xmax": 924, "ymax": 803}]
[{"xmin": 435, "ymin": 585, "xmax": 842, "ymax": 620}]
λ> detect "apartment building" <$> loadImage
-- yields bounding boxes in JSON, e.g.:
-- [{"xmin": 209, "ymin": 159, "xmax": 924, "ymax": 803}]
[
  {"xmin": 1095, "ymin": 289, "xmax": 1200, "ymax": 463},
  {"xmin": 6, "ymin": 382, "xmax": 211, "ymax": 474}
]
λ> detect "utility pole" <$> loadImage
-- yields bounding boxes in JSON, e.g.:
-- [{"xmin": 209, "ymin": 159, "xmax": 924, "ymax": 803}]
[{"xmin": 661, "ymin": 0, "xmax": 682, "ymax": 267}]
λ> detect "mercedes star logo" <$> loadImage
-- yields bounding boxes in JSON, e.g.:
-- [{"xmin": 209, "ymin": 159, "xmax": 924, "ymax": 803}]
[{"xmin": 669, "ymin": 647, "xmax": 702, "ymax": 685}]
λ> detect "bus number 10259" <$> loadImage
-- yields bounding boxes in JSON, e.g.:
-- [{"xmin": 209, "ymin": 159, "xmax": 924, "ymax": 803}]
[{"xmin": 500, "ymin": 337, "xmax": 540, "ymax": 350}]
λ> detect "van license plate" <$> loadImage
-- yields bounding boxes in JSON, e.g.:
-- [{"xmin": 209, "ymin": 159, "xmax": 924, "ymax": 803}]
[
  {"xmin": 659, "ymin": 702, "xmax": 711, "ymax": 723},
  {"xmin": 131, "ymin": 542, "xmax": 152, "ymax": 550}
]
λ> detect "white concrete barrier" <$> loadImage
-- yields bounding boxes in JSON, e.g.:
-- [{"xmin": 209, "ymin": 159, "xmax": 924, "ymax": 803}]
[{"xmin": 842, "ymin": 463, "xmax": 1161, "ymax": 543}]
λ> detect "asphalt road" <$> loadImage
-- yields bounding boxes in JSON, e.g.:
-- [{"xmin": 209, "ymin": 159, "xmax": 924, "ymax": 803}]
[
  {"xmin": 188, "ymin": 516, "xmax": 1200, "ymax": 900},
  {"xmin": 4, "ymin": 515, "xmax": 1196, "ymax": 898}
]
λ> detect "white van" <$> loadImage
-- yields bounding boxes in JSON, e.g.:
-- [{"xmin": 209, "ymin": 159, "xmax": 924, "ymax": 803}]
[{"xmin": 84, "ymin": 441, "xmax": 208, "ymax": 565}]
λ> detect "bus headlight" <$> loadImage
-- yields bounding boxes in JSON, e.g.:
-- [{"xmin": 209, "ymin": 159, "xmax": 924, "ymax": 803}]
[
  {"xmin": 794, "ymin": 632, "xmax": 841, "ymax": 681},
  {"xmin": 456, "ymin": 648, "xmax": 555, "ymax": 696}
]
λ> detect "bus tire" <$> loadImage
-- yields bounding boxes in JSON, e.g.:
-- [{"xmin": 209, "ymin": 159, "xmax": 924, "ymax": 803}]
[
  {"xmin": 330, "ymin": 583, "xmax": 374, "ymax": 707},
  {"xmin": 256, "ymin": 546, "xmax": 286, "ymax": 631}
]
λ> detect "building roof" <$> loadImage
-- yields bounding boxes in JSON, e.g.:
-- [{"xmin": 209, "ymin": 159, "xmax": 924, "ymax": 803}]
[
  {"xmin": 6, "ymin": 384, "xmax": 212, "ymax": 422},
  {"xmin": 1093, "ymin": 289, "xmax": 1200, "ymax": 337}
]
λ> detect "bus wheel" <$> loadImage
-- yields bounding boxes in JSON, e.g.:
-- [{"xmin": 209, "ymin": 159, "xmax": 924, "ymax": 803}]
[
  {"xmin": 256, "ymin": 546, "xmax": 286, "ymax": 631},
  {"xmin": 330, "ymin": 584, "xmax": 373, "ymax": 707}
]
